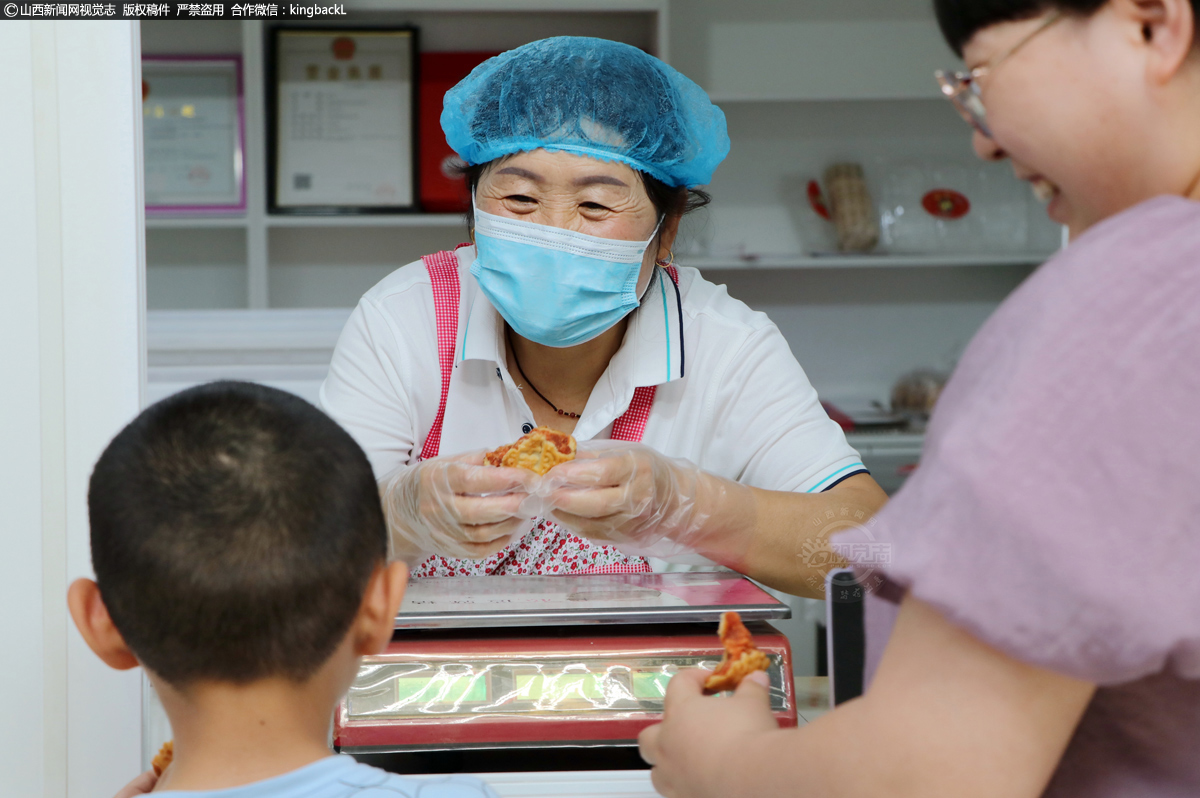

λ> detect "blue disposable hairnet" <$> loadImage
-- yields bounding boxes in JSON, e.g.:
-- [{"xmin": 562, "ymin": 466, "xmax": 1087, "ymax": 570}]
[{"xmin": 441, "ymin": 37, "xmax": 729, "ymax": 188}]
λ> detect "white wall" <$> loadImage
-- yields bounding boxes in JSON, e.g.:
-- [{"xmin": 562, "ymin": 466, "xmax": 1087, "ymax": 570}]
[
  {"xmin": 0, "ymin": 21, "xmax": 146, "ymax": 798},
  {"xmin": 1, "ymin": 24, "xmax": 48, "ymax": 798},
  {"xmin": 668, "ymin": 0, "xmax": 940, "ymax": 93}
]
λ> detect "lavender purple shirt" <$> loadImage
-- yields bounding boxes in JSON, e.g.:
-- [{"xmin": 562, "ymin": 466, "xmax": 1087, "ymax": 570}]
[{"xmin": 843, "ymin": 196, "xmax": 1200, "ymax": 796}]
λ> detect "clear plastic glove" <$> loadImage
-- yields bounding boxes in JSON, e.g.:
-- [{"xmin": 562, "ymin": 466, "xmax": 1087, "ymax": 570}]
[
  {"xmin": 380, "ymin": 451, "xmax": 539, "ymax": 563},
  {"xmin": 539, "ymin": 441, "xmax": 757, "ymax": 563}
]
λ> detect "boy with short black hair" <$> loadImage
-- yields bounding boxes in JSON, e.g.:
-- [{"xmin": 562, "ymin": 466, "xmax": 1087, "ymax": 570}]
[{"xmin": 69, "ymin": 381, "xmax": 497, "ymax": 797}]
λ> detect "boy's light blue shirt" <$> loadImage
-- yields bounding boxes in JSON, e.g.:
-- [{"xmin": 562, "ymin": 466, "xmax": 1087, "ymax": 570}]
[{"xmin": 153, "ymin": 754, "xmax": 501, "ymax": 798}]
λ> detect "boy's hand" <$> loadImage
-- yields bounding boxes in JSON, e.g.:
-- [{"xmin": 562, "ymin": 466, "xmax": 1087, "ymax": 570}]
[{"xmin": 112, "ymin": 769, "xmax": 159, "ymax": 797}]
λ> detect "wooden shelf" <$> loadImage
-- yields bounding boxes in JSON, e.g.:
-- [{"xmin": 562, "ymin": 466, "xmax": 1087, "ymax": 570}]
[{"xmin": 680, "ymin": 253, "xmax": 1052, "ymax": 270}]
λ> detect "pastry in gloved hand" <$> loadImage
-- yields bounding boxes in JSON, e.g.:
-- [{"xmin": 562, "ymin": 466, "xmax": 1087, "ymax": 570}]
[
  {"xmin": 704, "ymin": 611, "xmax": 771, "ymax": 693},
  {"xmin": 485, "ymin": 426, "xmax": 576, "ymax": 475},
  {"xmin": 539, "ymin": 441, "xmax": 758, "ymax": 562}
]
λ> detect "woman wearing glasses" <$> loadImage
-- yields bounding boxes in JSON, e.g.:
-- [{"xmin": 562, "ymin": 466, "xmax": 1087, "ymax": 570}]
[{"xmin": 640, "ymin": 1, "xmax": 1200, "ymax": 796}]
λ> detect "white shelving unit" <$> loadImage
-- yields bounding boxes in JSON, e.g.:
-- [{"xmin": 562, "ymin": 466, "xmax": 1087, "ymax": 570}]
[
  {"xmin": 680, "ymin": 252, "xmax": 1053, "ymax": 271},
  {"xmin": 146, "ymin": 217, "xmax": 249, "ymax": 229},
  {"xmin": 142, "ymin": 0, "xmax": 1063, "ymax": 452},
  {"xmin": 141, "ymin": 2, "xmax": 667, "ymax": 310},
  {"xmin": 264, "ymin": 213, "xmax": 465, "ymax": 228}
]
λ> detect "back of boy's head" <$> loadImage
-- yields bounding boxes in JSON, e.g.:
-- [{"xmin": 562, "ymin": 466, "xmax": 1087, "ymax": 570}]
[{"xmin": 88, "ymin": 380, "xmax": 386, "ymax": 687}]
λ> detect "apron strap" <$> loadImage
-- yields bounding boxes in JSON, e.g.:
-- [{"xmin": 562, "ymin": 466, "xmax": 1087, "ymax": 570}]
[
  {"xmin": 611, "ymin": 386, "xmax": 656, "ymax": 441},
  {"xmin": 611, "ymin": 265, "xmax": 679, "ymax": 442},
  {"xmin": 419, "ymin": 249, "xmax": 466, "ymax": 461}
]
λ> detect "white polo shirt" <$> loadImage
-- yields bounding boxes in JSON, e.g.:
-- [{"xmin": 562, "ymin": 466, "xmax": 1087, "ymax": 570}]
[{"xmin": 319, "ymin": 246, "xmax": 866, "ymax": 497}]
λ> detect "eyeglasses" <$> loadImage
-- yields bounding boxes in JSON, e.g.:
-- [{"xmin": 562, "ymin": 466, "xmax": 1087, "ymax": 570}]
[{"xmin": 935, "ymin": 11, "xmax": 1063, "ymax": 138}]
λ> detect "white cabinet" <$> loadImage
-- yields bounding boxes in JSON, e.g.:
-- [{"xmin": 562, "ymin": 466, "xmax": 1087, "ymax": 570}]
[{"xmin": 146, "ymin": 308, "xmax": 351, "ymax": 405}]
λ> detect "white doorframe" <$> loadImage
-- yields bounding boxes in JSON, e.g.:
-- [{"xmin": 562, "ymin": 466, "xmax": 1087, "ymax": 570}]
[{"xmin": 0, "ymin": 20, "xmax": 146, "ymax": 798}]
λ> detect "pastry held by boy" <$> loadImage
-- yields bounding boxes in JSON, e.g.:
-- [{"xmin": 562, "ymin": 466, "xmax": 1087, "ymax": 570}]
[{"xmin": 70, "ymin": 381, "xmax": 500, "ymax": 798}]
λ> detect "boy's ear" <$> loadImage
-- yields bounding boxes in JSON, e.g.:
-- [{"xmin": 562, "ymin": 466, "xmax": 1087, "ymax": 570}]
[
  {"xmin": 352, "ymin": 561, "xmax": 408, "ymax": 657},
  {"xmin": 67, "ymin": 578, "xmax": 140, "ymax": 671}
]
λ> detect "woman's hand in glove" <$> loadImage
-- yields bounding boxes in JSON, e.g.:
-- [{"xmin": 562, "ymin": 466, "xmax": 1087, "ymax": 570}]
[
  {"xmin": 540, "ymin": 442, "xmax": 755, "ymax": 559},
  {"xmin": 380, "ymin": 451, "xmax": 537, "ymax": 562}
]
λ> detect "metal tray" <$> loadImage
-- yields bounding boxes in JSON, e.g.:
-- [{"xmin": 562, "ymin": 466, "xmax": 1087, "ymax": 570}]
[{"xmin": 395, "ymin": 572, "xmax": 789, "ymax": 630}]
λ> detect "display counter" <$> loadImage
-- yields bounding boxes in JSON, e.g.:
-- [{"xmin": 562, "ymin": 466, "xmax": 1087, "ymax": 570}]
[{"xmin": 336, "ymin": 573, "xmax": 798, "ymax": 757}]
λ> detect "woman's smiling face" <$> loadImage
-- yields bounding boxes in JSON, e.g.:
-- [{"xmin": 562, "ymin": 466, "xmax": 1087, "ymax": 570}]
[
  {"xmin": 474, "ymin": 148, "xmax": 666, "ymax": 293},
  {"xmin": 961, "ymin": 2, "xmax": 1200, "ymax": 239}
]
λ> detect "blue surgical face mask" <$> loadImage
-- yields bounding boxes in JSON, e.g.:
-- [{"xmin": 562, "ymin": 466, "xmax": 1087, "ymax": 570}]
[{"xmin": 470, "ymin": 203, "xmax": 661, "ymax": 348}]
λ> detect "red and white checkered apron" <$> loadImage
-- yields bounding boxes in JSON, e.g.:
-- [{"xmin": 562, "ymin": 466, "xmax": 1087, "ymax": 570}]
[{"xmin": 412, "ymin": 248, "xmax": 678, "ymax": 577}]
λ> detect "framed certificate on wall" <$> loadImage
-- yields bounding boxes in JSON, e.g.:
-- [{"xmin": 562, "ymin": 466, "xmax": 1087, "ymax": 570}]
[
  {"xmin": 268, "ymin": 27, "xmax": 419, "ymax": 214},
  {"xmin": 142, "ymin": 56, "xmax": 246, "ymax": 215}
]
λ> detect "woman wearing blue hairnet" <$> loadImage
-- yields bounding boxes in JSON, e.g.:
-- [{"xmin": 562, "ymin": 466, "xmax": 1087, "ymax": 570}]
[{"xmin": 320, "ymin": 37, "xmax": 887, "ymax": 596}]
